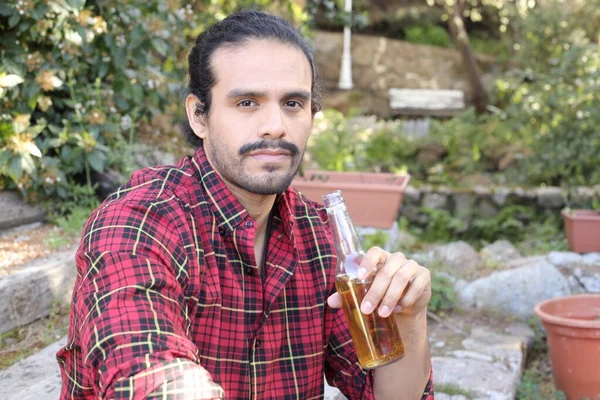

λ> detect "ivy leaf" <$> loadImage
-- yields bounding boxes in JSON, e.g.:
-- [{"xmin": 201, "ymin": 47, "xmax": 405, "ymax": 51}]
[{"xmin": 0, "ymin": 3, "xmax": 12, "ymax": 16}]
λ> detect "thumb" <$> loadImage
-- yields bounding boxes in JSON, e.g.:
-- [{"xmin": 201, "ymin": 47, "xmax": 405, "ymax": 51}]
[{"xmin": 327, "ymin": 292, "xmax": 342, "ymax": 308}]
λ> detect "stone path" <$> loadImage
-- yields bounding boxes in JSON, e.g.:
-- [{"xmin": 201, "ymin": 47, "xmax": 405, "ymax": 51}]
[
  {"xmin": 0, "ymin": 311, "xmax": 534, "ymax": 400},
  {"xmin": 0, "ymin": 207, "xmax": 543, "ymax": 399}
]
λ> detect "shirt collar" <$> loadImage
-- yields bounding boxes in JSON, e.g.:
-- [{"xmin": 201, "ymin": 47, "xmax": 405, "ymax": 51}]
[{"xmin": 191, "ymin": 146, "xmax": 297, "ymax": 238}]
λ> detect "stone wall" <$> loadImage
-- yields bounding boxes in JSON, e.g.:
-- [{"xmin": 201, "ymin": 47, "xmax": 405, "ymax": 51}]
[
  {"xmin": 401, "ymin": 185, "xmax": 600, "ymax": 229},
  {"xmin": 312, "ymin": 30, "xmax": 499, "ymax": 117}
]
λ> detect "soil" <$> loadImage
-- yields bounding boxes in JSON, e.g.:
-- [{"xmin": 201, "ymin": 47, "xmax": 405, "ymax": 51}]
[
  {"xmin": 0, "ymin": 223, "xmax": 63, "ymax": 276},
  {"xmin": 0, "ymin": 303, "xmax": 70, "ymax": 370}
]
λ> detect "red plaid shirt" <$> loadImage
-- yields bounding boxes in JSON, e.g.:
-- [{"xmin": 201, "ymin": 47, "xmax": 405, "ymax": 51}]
[{"xmin": 57, "ymin": 146, "xmax": 434, "ymax": 399}]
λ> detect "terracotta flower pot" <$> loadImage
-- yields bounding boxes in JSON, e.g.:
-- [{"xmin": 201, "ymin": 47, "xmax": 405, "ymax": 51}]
[
  {"xmin": 561, "ymin": 209, "xmax": 600, "ymax": 253},
  {"xmin": 292, "ymin": 170, "xmax": 411, "ymax": 229},
  {"xmin": 534, "ymin": 294, "xmax": 600, "ymax": 400}
]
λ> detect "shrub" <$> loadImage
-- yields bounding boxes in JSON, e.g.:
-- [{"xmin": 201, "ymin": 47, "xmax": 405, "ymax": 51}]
[
  {"xmin": 0, "ymin": 0, "xmax": 305, "ymax": 209},
  {"xmin": 404, "ymin": 24, "xmax": 453, "ymax": 48},
  {"xmin": 494, "ymin": 0, "xmax": 600, "ymax": 186}
]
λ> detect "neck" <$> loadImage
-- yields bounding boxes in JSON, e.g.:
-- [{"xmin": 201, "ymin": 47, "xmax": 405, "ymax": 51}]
[{"xmin": 227, "ymin": 183, "xmax": 276, "ymax": 232}]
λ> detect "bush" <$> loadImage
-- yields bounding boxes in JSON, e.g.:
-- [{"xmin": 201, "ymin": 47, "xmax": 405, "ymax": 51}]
[
  {"xmin": 404, "ymin": 24, "xmax": 453, "ymax": 48},
  {"xmin": 0, "ymin": 0, "xmax": 305, "ymax": 209},
  {"xmin": 494, "ymin": 0, "xmax": 600, "ymax": 186}
]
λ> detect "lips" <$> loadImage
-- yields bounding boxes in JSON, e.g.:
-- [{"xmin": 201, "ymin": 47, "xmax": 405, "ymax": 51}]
[{"xmin": 248, "ymin": 149, "xmax": 292, "ymax": 162}]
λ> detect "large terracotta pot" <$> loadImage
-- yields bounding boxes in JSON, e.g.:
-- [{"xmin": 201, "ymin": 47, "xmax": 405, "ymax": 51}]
[
  {"xmin": 561, "ymin": 209, "xmax": 600, "ymax": 253},
  {"xmin": 292, "ymin": 170, "xmax": 411, "ymax": 229},
  {"xmin": 534, "ymin": 294, "xmax": 600, "ymax": 400}
]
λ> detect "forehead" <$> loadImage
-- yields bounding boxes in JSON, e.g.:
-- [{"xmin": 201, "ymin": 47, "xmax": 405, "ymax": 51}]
[{"xmin": 209, "ymin": 39, "xmax": 312, "ymax": 95}]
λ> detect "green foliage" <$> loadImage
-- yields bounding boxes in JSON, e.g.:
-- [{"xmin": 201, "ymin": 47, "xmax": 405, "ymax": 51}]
[
  {"xmin": 307, "ymin": 109, "xmax": 415, "ymax": 174},
  {"xmin": 517, "ymin": 369, "xmax": 566, "ymax": 400},
  {"xmin": 413, "ymin": 208, "xmax": 464, "ymax": 243},
  {"xmin": 435, "ymin": 383, "xmax": 472, "ymax": 398},
  {"xmin": 360, "ymin": 230, "xmax": 389, "ymax": 251},
  {"xmin": 429, "ymin": 271, "xmax": 458, "ymax": 314},
  {"xmin": 494, "ymin": 0, "xmax": 600, "ymax": 186},
  {"xmin": 0, "ymin": 0, "xmax": 304, "ymax": 207},
  {"xmin": 404, "ymin": 24, "xmax": 453, "ymax": 48}
]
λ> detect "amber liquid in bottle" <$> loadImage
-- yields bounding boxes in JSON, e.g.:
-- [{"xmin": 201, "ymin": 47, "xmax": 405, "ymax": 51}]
[{"xmin": 324, "ymin": 191, "xmax": 405, "ymax": 369}]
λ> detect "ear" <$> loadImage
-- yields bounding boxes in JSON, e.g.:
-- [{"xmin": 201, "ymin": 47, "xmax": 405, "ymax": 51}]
[{"xmin": 185, "ymin": 94, "xmax": 209, "ymax": 139}]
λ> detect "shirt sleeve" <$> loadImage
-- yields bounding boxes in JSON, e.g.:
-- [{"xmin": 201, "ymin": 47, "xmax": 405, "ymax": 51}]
[
  {"xmin": 59, "ymin": 198, "xmax": 224, "ymax": 399},
  {"xmin": 324, "ymin": 308, "xmax": 434, "ymax": 400}
]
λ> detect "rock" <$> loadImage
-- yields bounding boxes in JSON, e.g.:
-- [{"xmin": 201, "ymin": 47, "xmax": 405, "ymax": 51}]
[
  {"xmin": 548, "ymin": 251, "xmax": 583, "ymax": 267},
  {"xmin": 435, "ymin": 395, "xmax": 469, "ymax": 400},
  {"xmin": 430, "ymin": 241, "xmax": 481, "ymax": 277},
  {"xmin": 0, "ymin": 191, "xmax": 45, "ymax": 231},
  {"xmin": 422, "ymin": 192, "xmax": 449, "ymax": 210},
  {"xmin": 0, "ymin": 336, "xmax": 67, "ymax": 400},
  {"xmin": 582, "ymin": 253, "xmax": 600, "ymax": 267},
  {"xmin": 432, "ymin": 357, "xmax": 516, "ymax": 400},
  {"xmin": 536, "ymin": 187, "xmax": 565, "ymax": 209},
  {"xmin": 0, "ymin": 249, "xmax": 76, "ymax": 335},
  {"xmin": 458, "ymin": 261, "xmax": 571, "ymax": 318},
  {"xmin": 480, "ymin": 241, "xmax": 522, "ymax": 268},
  {"xmin": 403, "ymin": 185, "xmax": 422, "ymax": 205},
  {"xmin": 573, "ymin": 267, "xmax": 600, "ymax": 293},
  {"xmin": 477, "ymin": 198, "xmax": 498, "ymax": 218},
  {"xmin": 387, "ymin": 230, "xmax": 417, "ymax": 252},
  {"xmin": 491, "ymin": 188, "xmax": 511, "ymax": 207}
]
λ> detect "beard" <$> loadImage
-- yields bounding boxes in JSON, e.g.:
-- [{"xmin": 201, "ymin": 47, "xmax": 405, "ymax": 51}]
[{"xmin": 203, "ymin": 130, "xmax": 305, "ymax": 195}]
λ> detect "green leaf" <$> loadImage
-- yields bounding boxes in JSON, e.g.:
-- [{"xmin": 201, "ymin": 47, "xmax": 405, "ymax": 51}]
[
  {"xmin": 20, "ymin": 153, "xmax": 36, "ymax": 174},
  {"xmin": 28, "ymin": 93, "xmax": 38, "ymax": 110},
  {"xmin": 22, "ymin": 142, "xmax": 42, "ymax": 158},
  {"xmin": 113, "ymin": 47, "xmax": 127, "ymax": 67},
  {"xmin": 87, "ymin": 150, "xmax": 107, "ymax": 172},
  {"xmin": 151, "ymin": 38, "xmax": 169, "ymax": 57},
  {"xmin": 98, "ymin": 61, "xmax": 110, "ymax": 79},
  {"xmin": 8, "ymin": 13, "xmax": 20, "ymax": 28},
  {"xmin": 0, "ymin": 3, "xmax": 12, "ymax": 16},
  {"xmin": 0, "ymin": 74, "xmax": 24, "ymax": 88},
  {"xmin": 66, "ymin": 0, "xmax": 86, "ymax": 12},
  {"xmin": 9, "ymin": 155, "xmax": 23, "ymax": 181}
]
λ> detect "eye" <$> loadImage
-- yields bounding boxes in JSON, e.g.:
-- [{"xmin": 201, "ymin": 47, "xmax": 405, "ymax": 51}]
[
  {"xmin": 284, "ymin": 100, "xmax": 304, "ymax": 108},
  {"xmin": 238, "ymin": 100, "xmax": 257, "ymax": 107}
]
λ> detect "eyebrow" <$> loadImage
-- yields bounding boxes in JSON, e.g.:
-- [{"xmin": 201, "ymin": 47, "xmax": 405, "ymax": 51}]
[{"xmin": 226, "ymin": 89, "xmax": 311, "ymax": 102}]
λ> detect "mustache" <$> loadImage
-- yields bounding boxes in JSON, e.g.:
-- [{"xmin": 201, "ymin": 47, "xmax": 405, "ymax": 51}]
[{"xmin": 239, "ymin": 140, "xmax": 300, "ymax": 156}]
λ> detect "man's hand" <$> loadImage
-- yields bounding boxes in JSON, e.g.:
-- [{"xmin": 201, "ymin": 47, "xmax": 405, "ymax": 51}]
[{"xmin": 327, "ymin": 247, "xmax": 431, "ymax": 319}]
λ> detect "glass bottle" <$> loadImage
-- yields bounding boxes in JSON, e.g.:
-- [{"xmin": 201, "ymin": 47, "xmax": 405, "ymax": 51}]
[{"xmin": 323, "ymin": 190, "xmax": 405, "ymax": 369}]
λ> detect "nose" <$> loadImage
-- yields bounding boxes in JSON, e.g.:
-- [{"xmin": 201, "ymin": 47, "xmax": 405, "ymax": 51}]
[{"xmin": 257, "ymin": 104, "xmax": 286, "ymax": 139}]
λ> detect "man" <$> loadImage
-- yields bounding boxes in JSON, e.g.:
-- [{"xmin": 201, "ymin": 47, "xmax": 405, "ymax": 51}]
[{"xmin": 58, "ymin": 10, "xmax": 434, "ymax": 399}]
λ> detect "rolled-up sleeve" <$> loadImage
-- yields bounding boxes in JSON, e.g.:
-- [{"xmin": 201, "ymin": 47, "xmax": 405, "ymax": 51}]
[{"xmin": 58, "ymin": 199, "xmax": 223, "ymax": 399}]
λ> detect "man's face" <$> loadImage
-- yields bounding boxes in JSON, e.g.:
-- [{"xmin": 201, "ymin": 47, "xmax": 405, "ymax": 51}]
[{"xmin": 188, "ymin": 39, "xmax": 314, "ymax": 195}]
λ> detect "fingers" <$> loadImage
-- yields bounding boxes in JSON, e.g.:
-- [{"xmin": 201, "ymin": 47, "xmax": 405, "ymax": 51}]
[
  {"xmin": 396, "ymin": 268, "xmax": 431, "ymax": 316},
  {"xmin": 327, "ymin": 292, "xmax": 342, "ymax": 309},
  {"xmin": 361, "ymin": 257, "xmax": 419, "ymax": 317},
  {"xmin": 357, "ymin": 247, "xmax": 399, "ymax": 280}
]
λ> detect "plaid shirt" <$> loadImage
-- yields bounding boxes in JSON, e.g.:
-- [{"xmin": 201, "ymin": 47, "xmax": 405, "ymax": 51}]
[{"xmin": 57, "ymin": 146, "xmax": 434, "ymax": 399}]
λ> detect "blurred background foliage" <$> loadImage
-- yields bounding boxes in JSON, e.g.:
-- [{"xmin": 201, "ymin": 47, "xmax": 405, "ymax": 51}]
[
  {"xmin": 1, "ymin": 0, "xmax": 600, "ymax": 213},
  {"xmin": 0, "ymin": 0, "xmax": 304, "ymax": 210}
]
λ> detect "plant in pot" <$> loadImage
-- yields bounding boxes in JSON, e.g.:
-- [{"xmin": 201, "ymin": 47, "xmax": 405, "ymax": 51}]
[
  {"xmin": 561, "ymin": 188, "xmax": 600, "ymax": 253},
  {"xmin": 534, "ymin": 294, "xmax": 600, "ymax": 400},
  {"xmin": 292, "ymin": 110, "xmax": 412, "ymax": 228}
]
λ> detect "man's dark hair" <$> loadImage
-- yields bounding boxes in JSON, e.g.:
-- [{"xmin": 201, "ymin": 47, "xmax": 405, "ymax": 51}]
[{"xmin": 181, "ymin": 10, "xmax": 323, "ymax": 147}]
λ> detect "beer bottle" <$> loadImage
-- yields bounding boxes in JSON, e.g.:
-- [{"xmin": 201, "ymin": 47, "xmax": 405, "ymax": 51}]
[{"xmin": 323, "ymin": 190, "xmax": 405, "ymax": 369}]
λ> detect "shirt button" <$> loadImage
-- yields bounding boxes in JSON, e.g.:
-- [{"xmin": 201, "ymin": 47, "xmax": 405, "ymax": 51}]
[
  {"xmin": 255, "ymin": 339, "xmax": 261, "ymax": 348},
  {"xmin": 245, "ymin": 266, "xmax": 253, "ymax": 275},
  {"xmin": 245, "ymin": 221, "xmax": 253, "ymax": 229}
]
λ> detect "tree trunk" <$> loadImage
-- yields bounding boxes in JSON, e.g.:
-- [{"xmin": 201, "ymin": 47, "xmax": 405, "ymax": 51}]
[{"xmin": 447, "ymin": 0, "xmax": 488, "ymax": 113}]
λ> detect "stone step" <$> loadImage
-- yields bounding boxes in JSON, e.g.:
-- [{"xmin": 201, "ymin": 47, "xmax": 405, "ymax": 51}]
[
  {"xmin": 0, "ymin": 247, "xmax": 77, "ymax": 335},
  {"xmin": 0, "ymin": 315, "xmax": 532, "ymax": 399},
  {"xmin": 0, "ymin": 336, "xmax": 66, "ymax": 400},
  {"xmin": 0, "ymin": 191, "xmax": 45, "ymax": 231}
]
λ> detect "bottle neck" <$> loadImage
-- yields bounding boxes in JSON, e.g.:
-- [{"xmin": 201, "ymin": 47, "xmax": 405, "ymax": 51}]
[{"xmin": 325, "ymin": 201, "xmax": 364, "ymax": 260}]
